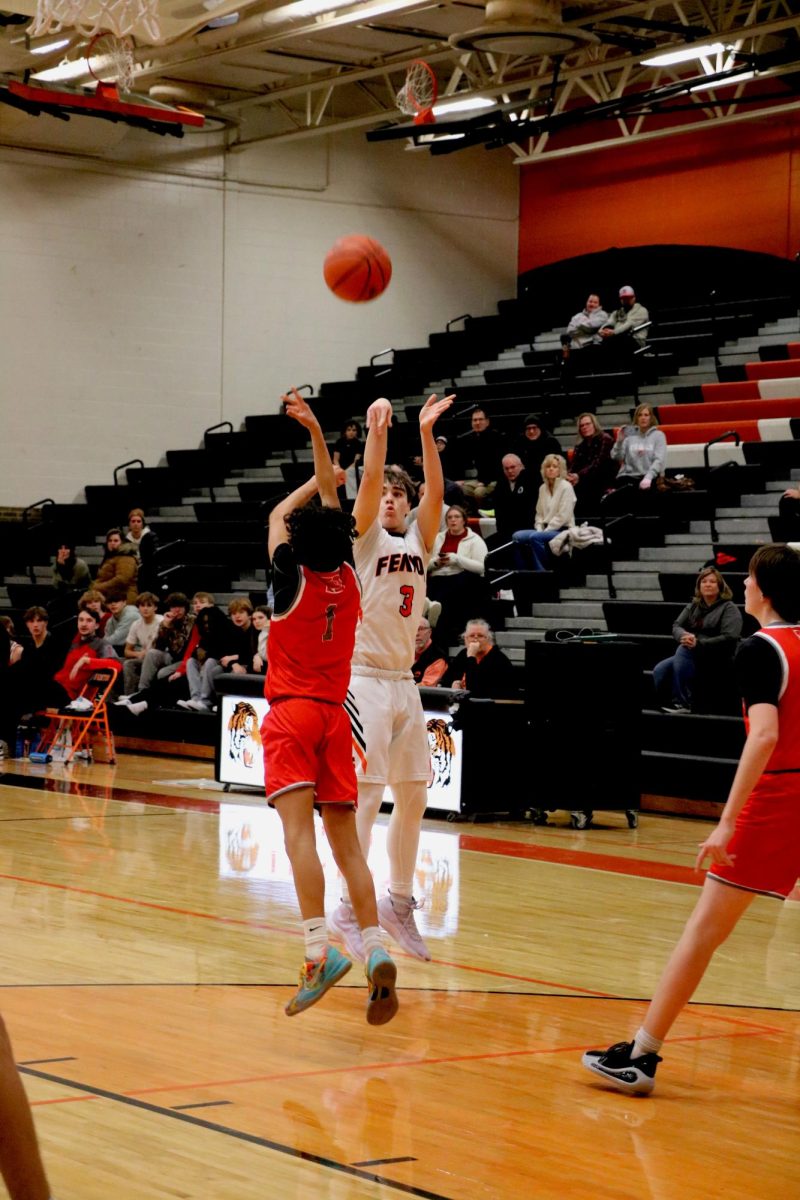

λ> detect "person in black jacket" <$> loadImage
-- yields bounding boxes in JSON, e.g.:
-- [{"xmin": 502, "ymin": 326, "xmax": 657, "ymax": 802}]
[
  {"xmin": 456, "ymin": 408, "xmax": 505, "ymax": 505},
  {"xmin": 492, "ymin": 453, "xmax": 537, "ymax": 541},
  {"xmin": 654, "ymin": 567, "xmax": 743, "ymax": 713},
  {"xmin": 177, "ymin": 605, "xmax": 231, "ymax": 712},
  {"xmin": 518, "ymin": 415, "xmax": 562, "ymax": 479},
  {"xmin": 440, "ymin": 619, "xmax": 517, "ymax": 698}
]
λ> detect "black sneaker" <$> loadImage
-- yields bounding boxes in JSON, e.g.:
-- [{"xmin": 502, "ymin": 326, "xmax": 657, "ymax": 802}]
[{"xmin": 582, "ymin": 1040, "xmax": 661, "ymax": 1095}]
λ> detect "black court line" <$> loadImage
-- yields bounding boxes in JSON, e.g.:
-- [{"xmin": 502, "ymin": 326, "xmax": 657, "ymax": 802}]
[
  {"xmin": 17, "ymin": 1056, "xmax": 77, "ymax": 1065},
  {"xmin": 171, "ymin": 1100, "xmax": 232, "ymax": 1111},
  {"xmin": 353, "ymin": 1157, "xmax": 417, "ymax": 1167},
  {"xmin": 1, "ymin": 982, "xmax": 796, "ymax": 1011},
  {"xmin": 19, "ymin": 1065, "xmax": 455, "ymax": 1200}
]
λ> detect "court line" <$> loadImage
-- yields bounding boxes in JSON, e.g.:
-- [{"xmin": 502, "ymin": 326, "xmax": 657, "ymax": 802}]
[
  {"xmin": 20, "ymin": 1064, "xmax": 455, "ymax": 1200},
  {"xmin": 458, "ymin": 834, "xmax": 702, "ymax": 886},
  {"xmin": 25, "ymin": 1026, "xmax": 779, "ymax": 1113}
]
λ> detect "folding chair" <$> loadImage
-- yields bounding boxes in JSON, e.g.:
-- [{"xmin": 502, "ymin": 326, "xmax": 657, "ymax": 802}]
[{"xmin": 36, "ymin": 665, "xmax": 120, "ymax": 765}]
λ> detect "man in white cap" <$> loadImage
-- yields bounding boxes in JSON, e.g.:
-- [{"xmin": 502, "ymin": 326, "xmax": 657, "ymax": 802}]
[{"xmin": 599, "ymin": 286, "xmax": 649, "ymax": 349}]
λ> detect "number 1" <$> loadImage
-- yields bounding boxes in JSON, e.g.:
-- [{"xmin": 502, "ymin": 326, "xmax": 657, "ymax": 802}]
[{"xmin": 323, "ymin": 604, "xmax": 336, "ymax": 641}]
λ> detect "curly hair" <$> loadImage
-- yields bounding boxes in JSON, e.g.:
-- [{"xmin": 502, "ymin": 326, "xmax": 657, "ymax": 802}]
[{"xmin": 285, "ymin": 503, "xmax": 356, "ymax": 571}]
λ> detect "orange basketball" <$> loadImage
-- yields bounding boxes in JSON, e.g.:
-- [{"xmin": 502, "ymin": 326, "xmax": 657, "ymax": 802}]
[{"xmin": 323, "ymin": 235, "xmax": 392, "ymax": 303}]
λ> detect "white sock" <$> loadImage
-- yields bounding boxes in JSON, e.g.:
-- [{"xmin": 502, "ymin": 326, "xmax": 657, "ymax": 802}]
[
  {"xmin": 362, "ymin": 926, "xmax": 383, "ymax": 956},
  {"xmin": 389, "ymin": 882, "xmax": 413, "ymax": 902},
  {"xmin": 632, "ymin": 1026, "xmax": 663, "ymax": 1058},
  {"xmin": 302, "ymin": 918, "xmax": 327, "ymax": 962}
]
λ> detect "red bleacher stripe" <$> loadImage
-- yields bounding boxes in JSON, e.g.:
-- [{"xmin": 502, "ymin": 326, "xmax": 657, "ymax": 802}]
[
  {"xmin": 661, "ymin": 420, "xmax": 761, "ymax": 444},
  {"xmin": 660, "ymin": 398, "xmax": 800, "ymax": 424},
  {"xmin": 745, "ymin": 360, "xmax": 800, "ymax": 381},
  {"xmin": 788, "ymin": 343, "xmax": 800, "ymax": 360},
  {"xmin": 700, "ymin": 382, "xmax": 759, "ymax": 402}
]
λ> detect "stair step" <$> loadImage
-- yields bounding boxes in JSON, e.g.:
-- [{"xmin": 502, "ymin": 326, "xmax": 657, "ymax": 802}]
[{"xmin": 530, "ymin": 602, "xmax": 605, "ymax": 618}]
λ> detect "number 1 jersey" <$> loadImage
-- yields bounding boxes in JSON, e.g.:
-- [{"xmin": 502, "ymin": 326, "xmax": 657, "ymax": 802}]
[{"xmin": 352, "ymin": 519, "xmax": 430, "ymax": 673}]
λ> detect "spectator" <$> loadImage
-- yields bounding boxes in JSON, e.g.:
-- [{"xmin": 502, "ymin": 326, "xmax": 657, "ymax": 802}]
[
  {"xmin": 609, "ymin": 403, "xmax": 667, "ymax": 496},
  {"xmin": 78, "ymin": 589, "xmax": 110, "ymax": 634},
  {"xmin": 50, "ymin": 541, "xmax": 91, "ymax": 619},
  {"xmin": 654, "ymin": 567, "xmax": 743, "ymax": 714},
  {"xmin": 412, "ymin": 617, "xmax": 449, "ymax": 687},
  {"xmin": 599, "ymin": 285, "xmax": 649, "ymax": 350},
  {"xmin": 221, "ymin": 598, "xmax": 258, "ymax": 676},
  {"xmin": 51, "ymin": 605, "xmax": 118, "ymax": 705},
  {"xmin": 561, "ymin": 292, "xmax": 608, "ymax": 356},
  {"xmin": 518, "ymin": 415, "xmax": 562, "ymax": 479},
  {"xmin": 778, "ymin": 485, "xmax": 800, "ymax": 537},
  {"xmin": 513, "ymin": 455, "xmax": 577, "ymax": 571},
  {"xmin": 0, "ymin": 618, "xmax": 20, "ymax": 663},
  {"xmin": 126, "ymin": 509, "xmax": 160, "ymax": 595},
  {"xmin": 0, "ymin": 621, "xmax": 10, "ymax": 757},
  {"xmin": 122, "ymin": 592, "xmax": 163, "ymax": 695},
  {"xmin": 103, "ymin": 590, "xmax": 139, "ymax": 651},
  {"xmin": 456, "ymin": 408, "xmax": 505, "ymax": 504},
  {"xmin": 492, "ymin": 453, "xmax": 537, "ymax": 541},
  {"xmin": 161, "ymin": 591, "xmax": 217, "ymax": 692},
  {"xmin": 95, "ymin": 528, "xmax": 139, "ymax": 604},
  {"xmin": 1, "ymin": 608, "xmax": 62, "ymax": 755},
  {"xmin": 177, "ymin": 604, "xmax": 230, "ymax": 712},
  {"xmin": 115, "ymin": 591, "xmax": 193, "ymax": 715},
  {"xmin": 252, "ymin": 604, "xmax": 272, "ymax": 675},
  {"xmin": 428, "ymin": 505, "xmax": 489, "ymax": 647},
  {"xmin": 441, "ymin": 619, "xmax": 517, "ymax": 698},
  {"xmin": 566, "ymin": 412, "xmax": 616, "ymax": 512}
]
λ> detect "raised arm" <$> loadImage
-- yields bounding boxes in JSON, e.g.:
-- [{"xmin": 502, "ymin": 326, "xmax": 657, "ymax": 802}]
[
  {"xmin": 416, "ymin": 393, "xmax": 455, "ymax": 552},
  {"xmin": 352, "ymin": 397, "xmax": 393, "ymax": 536},
  {"xmin": 267, "ymin": 388, "xmax": 337, "ymax": 557}
]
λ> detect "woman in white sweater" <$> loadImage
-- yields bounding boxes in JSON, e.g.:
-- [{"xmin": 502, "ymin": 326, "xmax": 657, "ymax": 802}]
[
  {"xmin": 427, "ymin": 505, "xmax": 489, "ymax": 647},
  {"xmin": 512, "ymin": 455, "xmax": 576, "ymax": 570}
]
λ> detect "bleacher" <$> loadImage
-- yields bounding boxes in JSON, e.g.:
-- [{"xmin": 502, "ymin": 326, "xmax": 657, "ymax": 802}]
[{"xmin": 3, "ymin": 243, "xmax": 799, "ymax": 803}]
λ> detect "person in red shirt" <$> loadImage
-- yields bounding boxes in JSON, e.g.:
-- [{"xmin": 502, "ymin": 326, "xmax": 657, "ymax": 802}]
[
  {"xmin": 583, "ymin": 543, "xmax": 800, "ymax": 1094},
  {"xmin": 264, "ymin": 388, "xmax": 398, "ymax": 1025},
  {"xmin": 52, "ymin": 605, "xmax": 119, "ymax": 704}
]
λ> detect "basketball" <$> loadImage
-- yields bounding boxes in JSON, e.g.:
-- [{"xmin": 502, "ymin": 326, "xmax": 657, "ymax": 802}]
[{"xmin": 323, "ymin": 234, "xmax": 392, "ymax": 303}]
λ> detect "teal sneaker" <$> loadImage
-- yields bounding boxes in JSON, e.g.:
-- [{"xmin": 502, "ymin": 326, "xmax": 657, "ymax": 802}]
[
  {"xmin": 285, "ymin": 945, "xmax": 352, "ymax": 1016},
  {"xmin": 365, "ymin": 947, "xmax": 399, "ymax": 1026}
]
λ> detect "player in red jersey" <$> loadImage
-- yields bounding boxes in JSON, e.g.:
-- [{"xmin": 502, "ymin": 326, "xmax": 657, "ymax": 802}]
[
  {"xmin": 583, "ymin": 543, "xmax": 800, "ymax": 1093},
  {"xmin": 263, "ymin": 388, "xmax": 397, "ymax": 1024}
]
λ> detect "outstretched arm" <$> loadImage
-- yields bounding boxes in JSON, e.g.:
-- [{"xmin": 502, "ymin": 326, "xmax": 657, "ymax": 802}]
[
  {"xmin": 416, "ymin": 393, "xmax": 455, "ymax": 552},
  {"xmin": 267, "ymin": 388, "xmax": 337, "ymax": 557},
  {"xmin": 352, "ymin": 397, "xmax": 393, "ymax": 536}
]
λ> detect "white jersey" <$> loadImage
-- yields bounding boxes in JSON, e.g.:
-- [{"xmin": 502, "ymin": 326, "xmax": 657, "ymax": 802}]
[{"xmin": 352, "ymin": 519, "xmax": 430, "ymax": 673}]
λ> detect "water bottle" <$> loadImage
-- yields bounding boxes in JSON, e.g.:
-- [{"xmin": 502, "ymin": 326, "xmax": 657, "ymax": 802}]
[{"xmin": 15, "ymin": 729, "xmax": 24, "ymax": 760}]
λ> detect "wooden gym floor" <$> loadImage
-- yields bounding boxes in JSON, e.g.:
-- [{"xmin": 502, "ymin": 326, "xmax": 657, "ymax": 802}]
[{"xmin": 0, "ymin": 753, "xmax": 797, "ymax": 1200}]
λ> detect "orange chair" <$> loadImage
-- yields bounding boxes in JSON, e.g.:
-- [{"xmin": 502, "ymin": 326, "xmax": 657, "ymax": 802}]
[{"xmin": 36, "ymin": 665, "xmax": 120, "ymax": 764}]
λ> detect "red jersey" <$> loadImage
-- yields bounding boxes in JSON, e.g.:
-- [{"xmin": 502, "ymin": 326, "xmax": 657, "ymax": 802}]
[
  {"xmin": 751, "ymin": 626, "xmax": 800, "ymax": 772},
  {"xmin": 266, "ymin": 545, "xmax": 360, "ymax": 705}
]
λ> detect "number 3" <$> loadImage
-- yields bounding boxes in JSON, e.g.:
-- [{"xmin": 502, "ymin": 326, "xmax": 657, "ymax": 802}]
[{"xmin": 399, "ymin": 585, "xmax": 414, "ymax": 618}]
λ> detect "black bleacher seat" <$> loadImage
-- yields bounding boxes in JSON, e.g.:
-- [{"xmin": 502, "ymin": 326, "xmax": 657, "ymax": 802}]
[
  {"xmin": 244, "ymin": 414, "xmax": 309, "ymax": 454},
  {"xmin": 758, "ymin": 344, "xmax": 791, "ymax": 362},
  {"xmin": 155, "ymin": 564, "xmax": 235, "ymax": 596},
  {"xmin": 604, "ymin": 600, "xmax": 685, "ymax": 635},
  {"xmin": 743, "ymin": 441, "xmax": 800, "ymax": 472},
  {"xmin": 240, "ymin": 479, "xmax": 294, "ymax": 502},
  {"xmin": 7, "ymin": 583, "xmax": 55, "ymax": 611},
  {"xmin": 156, "ymin": 540, "xmax": 264, "ymax": 570},
  {"xmin": 150, "ymin": 519, "xmax": 264, "ymax": 544},
  {"xmin": 84, "ymin": 484, "xmax": 136, "ymax": 516},
  {"xmin": 193, "ymin": 501, "xmax": 267, "ymax": 523},
  {"xmin": 165, "ymin": 449, "xmax": 228, "ymax": 490},
  {"xmin": 126, "ymin": 467, "xmax": 185, "ymax": 508},
  {"xmin": 642, "ymin": 711, "xmax": 745, "ymax": 759},
  {"xmin": 204, "ymin": 430, "xmax": 267, "ymax": 471}
]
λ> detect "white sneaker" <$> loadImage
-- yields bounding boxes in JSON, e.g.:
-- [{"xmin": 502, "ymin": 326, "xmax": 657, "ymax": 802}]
[
  {"xmin": 186, "ymin": 698, "xmax": 212, "ymax": 712},
  {"xmin": 65, "ymin": 696, "xmax": 93, "ymax": 713},
  {"xmin": 377, "ymin": 893, "xmax": 431, "ymax": 961},
  {"xmin": 127, "ymin": 700, "xmax": 148, "ymax": 716},
  {"xmin": 176, "ymin": 699, "xmax": 193, "ymax": 710},
  {"xmin": 114, "ymin": 696, "xmax": 132, "ymax": 707},
  {"xmin": 328, "ymin": 902, "xmax": 366, "ymax": 962}
]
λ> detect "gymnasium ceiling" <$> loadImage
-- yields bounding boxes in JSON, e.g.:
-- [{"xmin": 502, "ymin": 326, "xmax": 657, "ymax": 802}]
[{"xmin": 0, "ymin": 0, "xmax": 799, "ymax": 158}]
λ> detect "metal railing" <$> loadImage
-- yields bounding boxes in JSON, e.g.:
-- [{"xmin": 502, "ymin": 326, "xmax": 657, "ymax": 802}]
[
  {"xmin": 113, "ymin": 459, "xmax": 144, "ymax": 487},
  {"xmin": 445, "ymin": 314, "xmax": 471, "ymax": 332},
  {"xmin": 369, "ymin": 348, "xmax": 395, "ymax": 379},
  {"xmin": 704, "ymin": 430, "xmax": 741, "ymax": 542},
  {"xmin": 22, "ymin": 498, "xmax": 55, "ymax": 584}
]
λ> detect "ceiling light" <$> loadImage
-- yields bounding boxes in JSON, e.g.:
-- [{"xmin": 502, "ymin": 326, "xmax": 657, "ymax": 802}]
[
  {"xmin": 641, "ymin": 42, "xmax": 726, "ymax": 67},
  {"xmin": 265, "ymin": 0, "xmax": 415, "ymax": 21},
  {"xmin": 689, "ymin": 70, "xmax": 755, "ymax": 92},
  {"xmin": 449, "ymin": 0, "xmax": 598, "ymax": 57},
  {"xmin": 32, "ymin": 59, "xmax": 89, "ymax": 82},
  {"xmin": 433, "ymin": 96, "xmax": 495, "ymax": 116},
  {"xmin": 29, "ymin": 37, "xmax": 71, "ymax": 54}
]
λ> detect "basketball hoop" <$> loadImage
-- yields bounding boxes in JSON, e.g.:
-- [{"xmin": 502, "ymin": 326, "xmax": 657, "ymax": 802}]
[
  {"xmin": 85, "ymin": 31, "xmax": 135, "ymax": 92},
  {"xmin": 396, "ymin": 59, "xmax": 437, "ymax": 125},
  {"xmin": 28, "ymin": 0, "xmax": 160, "ymax": 43}
]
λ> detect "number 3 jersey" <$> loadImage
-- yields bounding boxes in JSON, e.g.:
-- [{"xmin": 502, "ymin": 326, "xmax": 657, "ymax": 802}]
[
  {"xmin": 352, "ymin": 519, "xmax": 430, "ymax": 673},
  {"xmin": 265, "ymin": 541, "xmax": 361, "ymax": 705}
]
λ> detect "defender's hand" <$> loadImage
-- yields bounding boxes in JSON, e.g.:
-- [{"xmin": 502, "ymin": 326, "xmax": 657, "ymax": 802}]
[
  {"xmin": 419, "ymin": 393, "xmax": 455, "ymax": 431},
  {"xmin": 282, "ymin": 387, "xmax": 318, "ymax": 430}
]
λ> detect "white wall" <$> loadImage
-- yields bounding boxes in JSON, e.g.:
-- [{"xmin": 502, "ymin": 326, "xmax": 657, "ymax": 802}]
[{"xmin": 0, "ymin": 129, "xmax": 518, "ymax": 507}]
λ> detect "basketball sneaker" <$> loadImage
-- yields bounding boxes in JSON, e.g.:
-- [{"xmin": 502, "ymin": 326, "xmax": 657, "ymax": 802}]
[
  {"xmin": 328, "ymin": 902, "xmax": 366, "ymax": 961},
  {"xmin": 365, "ymin": 947, "xmax": 399, "ymax": 1026},
  {"xmin": 377, "ymin": 893, "xmax": 431, "ymax": 961},
  {"xmin": 582, "ymin": 1040, "xmax": 661, "ymax": 1095},
  {"xmin": 285, "ymin": 945, "xmax": 352, "ymax": 1017}
]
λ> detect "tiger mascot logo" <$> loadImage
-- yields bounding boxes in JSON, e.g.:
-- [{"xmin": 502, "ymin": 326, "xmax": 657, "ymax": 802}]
[
  {"xmin": 427, "ymin": 717, "xmax": 456, "ymax": 789},
  {"xmin": 228, "ymin": 701, "xmax": 262, "ymax": 769}
]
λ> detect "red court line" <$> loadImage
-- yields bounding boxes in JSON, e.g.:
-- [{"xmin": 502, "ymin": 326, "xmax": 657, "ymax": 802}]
[
  {"xmin": 29, "ymin": 1026, "xmax": 780, "ymax": 1109},
  {"xmin": 459, "ymin": 834, "xmax": 702, "ymax": 886}
]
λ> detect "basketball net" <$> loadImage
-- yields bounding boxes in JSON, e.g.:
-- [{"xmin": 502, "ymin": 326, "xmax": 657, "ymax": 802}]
[
  {"xmin": 396, "ymin": 59, "xmax": 437, "ymax": 126},
  {"xmin": 28, "ymin": 0, "xmax": 160, "ymax": 43},
  {"xmin": 86, "ymin": 30, "xmax": 136, "ymax": 92}
]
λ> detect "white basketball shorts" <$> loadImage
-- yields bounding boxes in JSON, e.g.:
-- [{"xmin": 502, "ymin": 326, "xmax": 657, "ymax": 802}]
[{"xmin": 347, "ymin": 669, "xmax": 430, "ymax": 785}]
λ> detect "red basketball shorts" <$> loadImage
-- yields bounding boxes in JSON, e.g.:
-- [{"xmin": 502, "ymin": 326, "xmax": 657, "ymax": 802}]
[
  {"xmin": 261, "ymin": 698, "xmax": 357, "ymax": 807},
  {"xmin": 709, "ymin": 773, "xmax": 800, "ymax": 900}
]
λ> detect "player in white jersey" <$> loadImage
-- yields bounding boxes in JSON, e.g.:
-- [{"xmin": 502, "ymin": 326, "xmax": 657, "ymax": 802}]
[{"xmin": 331, "ymin": 392, "xmax": 454, "ymax": 961}]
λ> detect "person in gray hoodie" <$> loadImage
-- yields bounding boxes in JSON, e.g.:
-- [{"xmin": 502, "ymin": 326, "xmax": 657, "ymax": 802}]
[{"xmin": 653, "ymin": 567, "xmax": 743, "ymax": 713}]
